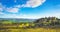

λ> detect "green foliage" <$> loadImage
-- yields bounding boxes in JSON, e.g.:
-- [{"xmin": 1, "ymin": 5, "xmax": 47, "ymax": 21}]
[{"xmin": 34, "ymin": 17, "xmax": 60, "ymax": 27}]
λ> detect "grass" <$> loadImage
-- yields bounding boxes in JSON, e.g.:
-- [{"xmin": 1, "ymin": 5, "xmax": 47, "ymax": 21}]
[{"xmin": 0, "ymin": 28, "xmax": 60, "ymax": 32}]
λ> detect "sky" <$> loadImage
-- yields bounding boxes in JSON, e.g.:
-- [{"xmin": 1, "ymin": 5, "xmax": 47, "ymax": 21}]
[{"xmin": 0, "ymin": 0, "xmax": 60, "ymax": 19}]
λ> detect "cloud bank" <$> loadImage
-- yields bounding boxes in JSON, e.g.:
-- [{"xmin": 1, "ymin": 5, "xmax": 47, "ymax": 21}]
[
  {"xmin": 22, "ymin": 0, "xmax": 46, "ymax": 8},
  {"xmin": 0, "ymin": 3, "xmax": 4, "ymax": 11},
  {"xmin": 6, "ymin": 7, "xmax": 19, "ymax": 13},
  {"xmin": 0, "ymin": 3, "xmax": 21, "ymax": 13},
  {"xmin": 0, "ymin": 0, "xmax": 47, "ymax": 19},
  {"xmin": 0, "ymin": 0, "xmax": 46, "ymax": 13}
]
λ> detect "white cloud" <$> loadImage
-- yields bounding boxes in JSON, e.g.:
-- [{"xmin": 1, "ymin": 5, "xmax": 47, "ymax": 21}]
[
  {"xmin": 22, "ymin": 0, "xmax": 46, "ymax": 8},
  {"xmin": 0, "ymin": 12, "xmax": 4, "ymax": 14},
  {"xmin": 0, "ymin": 12, "xmax": 60, "ymax": 19},
  {"xmin": 14, "ymin": 0, "xmax": 46, "ymax": 8},
  {"xmin": 0, "ymin": 13, "xmax": 39, "ymax": 19},
  {"xmin": 0, "ymin": 0, "xmax": 46, "ymax": 13},
  {"xmin": 6, "ymin": 7, "xmax": 19, "ymax": 13},
  {"xmin": 0, "ymin": 8, "xmax": 3, "ymax": 11},
  {"xmin": 0, "ymin": 3, "xmax": 4, "ymax": 11},
  {"xmin": 0, "ymin": 3, "xmax": 21, "ymax": 13},
  {"xmin": 15, "ymin": 5, "xmax": 21, "ymax": 8},
  {"xmin": 5, "ymin": 5, "xmax": 22, "ymax": 13}
]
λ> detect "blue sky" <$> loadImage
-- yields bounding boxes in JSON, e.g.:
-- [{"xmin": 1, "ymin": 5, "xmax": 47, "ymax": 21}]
[{"xmin": 0, "ymin": 0, "xmax": 60, "ymax": 19}]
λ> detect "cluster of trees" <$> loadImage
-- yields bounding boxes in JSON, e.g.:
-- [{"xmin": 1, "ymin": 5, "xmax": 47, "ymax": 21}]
[{"xmin": 34, "ymin": 17, "xmax": 60, "ymax": 28}]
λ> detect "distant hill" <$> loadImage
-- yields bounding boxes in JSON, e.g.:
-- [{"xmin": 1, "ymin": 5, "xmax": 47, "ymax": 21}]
[
  {"xmin": 0, "ymin": 18, "xmax": 35, "ymax": 22},
  {"xmin": 34, "ymin": 17, "xmax": 60, "ymax": 27},
  {"xmin": 34, "ymin": 17, "xmax": 60, "ymax": 23}
]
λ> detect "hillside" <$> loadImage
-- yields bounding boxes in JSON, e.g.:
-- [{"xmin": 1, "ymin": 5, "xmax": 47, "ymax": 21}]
[
  {"xmin": 0, "ymin": 18, "xmax": 35, "ymax": 23},
  {"xmin": 0, "ymin": 17, "xmax": 60, "ymax": 32},
  {"xmin": 34, "ymin": 17, "xmax": 60, "ymax": 28}
]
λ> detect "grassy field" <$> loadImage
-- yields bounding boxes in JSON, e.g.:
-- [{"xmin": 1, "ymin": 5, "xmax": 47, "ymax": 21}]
[
  {"xmin": 0, "ymin": 28, "xmax": 60, "ymax": 32},
  {"xmin": 0, "ymin": 17, "xmax": 60, "ymax": 32}
]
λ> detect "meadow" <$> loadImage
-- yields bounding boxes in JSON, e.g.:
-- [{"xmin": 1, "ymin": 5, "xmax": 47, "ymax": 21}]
[
  {"xmin": 0, "ymin": 28, "xmax": 60, "ymax": 32},
  {"xmin": 0, "ymin": 17, "xmax": 60, "ymax": 32}
]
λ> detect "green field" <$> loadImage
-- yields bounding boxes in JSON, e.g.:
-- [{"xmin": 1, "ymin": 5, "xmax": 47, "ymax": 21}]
[{"xmin": 0, "ymin": 17, "xmax": 60, "ymax": 32}]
